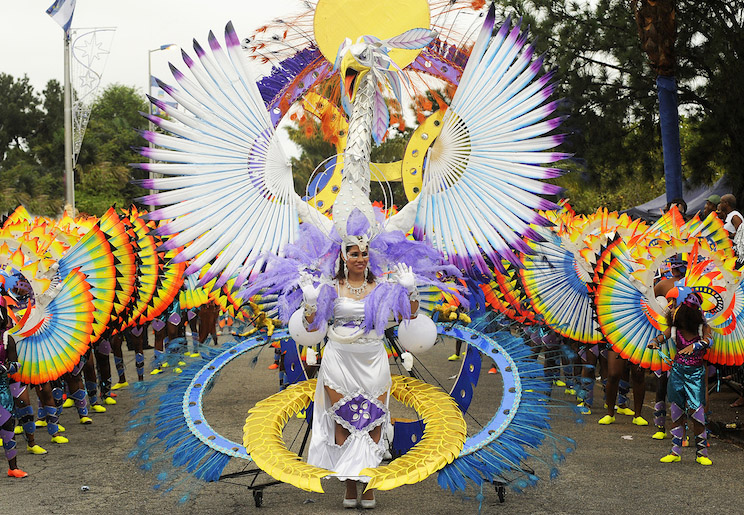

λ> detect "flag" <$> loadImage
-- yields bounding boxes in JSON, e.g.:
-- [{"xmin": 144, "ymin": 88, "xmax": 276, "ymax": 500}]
[{"xmin": 46, "ymin": 0, "xmax": 77, "ymax": 33}]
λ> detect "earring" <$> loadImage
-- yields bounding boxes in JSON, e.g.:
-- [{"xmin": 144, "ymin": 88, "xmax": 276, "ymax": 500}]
[
  {"xmin": 364, "ymin": 266, "xmax": 369, "ymax": 281},
  {"xmin": 343, "ymin": 261, "xmax": 347, "ymax": 279}
]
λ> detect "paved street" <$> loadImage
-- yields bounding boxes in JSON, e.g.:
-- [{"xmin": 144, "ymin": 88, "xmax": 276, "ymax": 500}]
[{"xmin": 7, "ymin": 334, "xmax": 744, "ymax": 514}]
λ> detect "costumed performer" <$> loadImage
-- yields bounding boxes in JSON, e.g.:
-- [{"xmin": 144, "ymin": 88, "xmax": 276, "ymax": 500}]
[
  {"xmin": 648, "ymin": 288, "xmax": 713, "ymax": 465},
  {"xmin": 0, "ymin": 298, "xmax": 28, "ymax": 477},
  {"xmin": 303, "ymin": 244, "xmax": 418, "ymax": 509}
]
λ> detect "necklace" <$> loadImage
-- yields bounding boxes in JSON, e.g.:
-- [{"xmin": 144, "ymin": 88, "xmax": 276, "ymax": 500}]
[{"xmin": 345, "ymin": 280, "xmax": 367, "ymax": 298}]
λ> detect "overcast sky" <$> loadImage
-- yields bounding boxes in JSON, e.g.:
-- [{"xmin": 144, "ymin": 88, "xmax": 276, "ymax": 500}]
[{"xmin": 1, "ymin": 0, "xmax": 301, "ymax": 94}]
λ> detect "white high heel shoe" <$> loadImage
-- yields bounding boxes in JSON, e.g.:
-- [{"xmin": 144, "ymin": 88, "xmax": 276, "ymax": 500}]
[
  {"xmin": 343, "ymin": 497, "xmax": 358, "ymax": 509},
  {"xmin": 360, "ymin": 495, "xmax": 376, "ymax": 509}
]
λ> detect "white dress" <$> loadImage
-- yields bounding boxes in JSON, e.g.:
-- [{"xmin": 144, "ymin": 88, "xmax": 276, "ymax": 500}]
[{"xmin": 306, "ymin": 294, "xmax": 391, "ymax": 482}]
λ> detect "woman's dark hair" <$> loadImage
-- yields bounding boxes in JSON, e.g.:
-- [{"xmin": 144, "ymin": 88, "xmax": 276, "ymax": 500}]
[
  {"xmin": 667, "ymin": 299, "xmax": 705, "ymax": 334},
  {"xmin": 335, "ymin": 247, "xmax": 375, "ymax": 284}
]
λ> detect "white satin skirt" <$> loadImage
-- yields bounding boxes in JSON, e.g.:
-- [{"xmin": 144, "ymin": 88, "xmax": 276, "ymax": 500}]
[{"xmin": 307, "ymin": 338, "xmax": 391, "ymax": 482}]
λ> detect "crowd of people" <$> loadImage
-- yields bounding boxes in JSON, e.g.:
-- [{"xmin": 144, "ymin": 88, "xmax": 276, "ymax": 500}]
[{"xmin": 0, "ymin": 296, "xmax": 223, "ymax": 479}]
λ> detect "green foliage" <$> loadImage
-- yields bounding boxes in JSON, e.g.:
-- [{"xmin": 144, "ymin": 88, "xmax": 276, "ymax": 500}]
[
  {"xmin": 0, "ymin": 78, "xmax": 149, "ymax": 217},
  {"xmin": 493, "ymin": 0, "xmax": 744, "ymax": 210}
]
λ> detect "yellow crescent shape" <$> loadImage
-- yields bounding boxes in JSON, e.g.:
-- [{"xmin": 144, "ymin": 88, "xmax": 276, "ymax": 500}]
[
  {"xmin": 301, "ymin": 94, "xmax": 446, "ymax": 211},
  {"xmin": 242, "ymin": 375, "xmax": 467, "ymax": 493}
]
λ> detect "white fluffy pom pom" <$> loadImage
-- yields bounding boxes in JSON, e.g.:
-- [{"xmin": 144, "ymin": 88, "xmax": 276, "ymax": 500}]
[
  {"xmin": 397, "ymin": 315, "xmax": 437, "ymax": 353},
  {"xmin": 288, "ymin": 309, "xmax": 327, "ymax": 347}
]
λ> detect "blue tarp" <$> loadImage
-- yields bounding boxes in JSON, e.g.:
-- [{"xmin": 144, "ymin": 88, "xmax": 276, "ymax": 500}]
[{"xmin": 624, "ymin": 175, "xmax": 731, "ymax": 222}]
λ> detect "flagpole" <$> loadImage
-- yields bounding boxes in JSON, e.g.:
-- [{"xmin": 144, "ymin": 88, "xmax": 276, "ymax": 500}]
[{"xmin": 64, "ymin": 30, "xmax": 75, "ymax": 212}]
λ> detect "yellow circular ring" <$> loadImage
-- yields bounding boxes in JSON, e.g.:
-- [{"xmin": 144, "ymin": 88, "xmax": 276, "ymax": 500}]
[{"xmin": 243, "ymin": 375, "xmax": 467, "ymax": 493}]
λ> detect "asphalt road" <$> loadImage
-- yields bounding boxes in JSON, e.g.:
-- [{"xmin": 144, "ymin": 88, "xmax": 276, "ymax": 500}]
[{"xmin": 6, "ymin": 333, "xmax": 744, "ymax": 514}]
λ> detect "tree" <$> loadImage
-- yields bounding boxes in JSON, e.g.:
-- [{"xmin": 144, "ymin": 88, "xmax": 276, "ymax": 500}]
[
  {"xmin": 492, "ymin": 0, "xmax": 744, "ymax": 210},
  {"xmin": 0, "ymin": 73, "xmax": 41, "ymax": 161},
  {"xmin": 75, "ymin": 84, "xmax": 149, "ymax": 215}
]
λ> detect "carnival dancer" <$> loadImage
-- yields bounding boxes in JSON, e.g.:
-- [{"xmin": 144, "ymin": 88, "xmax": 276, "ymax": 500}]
[
  {"xmin": 650, "ymin": 257, "xmax": 687, "ymax": 438},
  {"xmin": 599, "ymin": 351, "xmax": 647, "ymax": 426},
  {"xmin": 1, "ymin": 302, "xmax": 28, "ymax": 477},
  {"xmin": 300, "ymin": 241, "xmax": 419, "ymax": 509},
  {"xmin": 648, "ymin": 289, "xmax": 713, "ymax": 465}
]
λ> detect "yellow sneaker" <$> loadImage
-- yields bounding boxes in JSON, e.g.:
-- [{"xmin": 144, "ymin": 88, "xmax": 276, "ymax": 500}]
[
  {"xmin": 616, "ymin": 407, "xmax": 635, "ymax": 416},
  {"xmin": 58, "ymin": 424, "xmax": 65, "ymax": 432},
  {"xmin": 177, "ymin": 361, "xmax": 186, "ymax": 366},
  {"xmin": 598, "ymin": 415, "xmax": 615, "ymax": 425},
  {"xmin": 79, "ymin": 417, "xmax": 93, "ymax": 425},
  {"xmin": 160, "ymin": 362, "xmax": 170, "ymax": 369},
  {"xmin": 632, "ymin": 416, "xmax": 649, "ymax": 426},
  {"xmin": 696, "ymin": 456, "xmax": 712, "ymax": 466},
  {"xmin": 174, "ymin": 368, "xmax": 183, "ymax": 374},
  {"xmin": 91, "ymin": 404, "xmax": 107, "ymax": 413},
  {"xmin": 51, "ymin": 435, "xmax": 69, "ymax": 444},
  {"xmin": 576, "ymin": 403, "xmax": 591, "ymax": 415},
  {"xmin": 27, "ymin": 444, "xmax": 48, "ymax": 455},
  {"xmin": 564, "ymin": 388, "xmax": 576, "ymax": 396},
  {"xmin": 447, "ymin": 354, "xmax": 461, "ymax": 361},
  {"xmin": 14, "ymin": 425, "xmax": 23, "ymax": 435},
  {"xmin": 150, "ymin": 368, "xmax": 162, "ymax": 375},
  {"xmin": 104, "ymin": 397, "xmax": 117, "ymax": 405},
  {"xmin": 554, "ymin": 379, "xmax": 566, "ymax": 387},
  {"xmin": 62, "ymin": 398, "xmax": 74, "ymax": 408},
  {"xmin": 652, "ymin": 431, "xmax": 666, "ymax": 440},
  {"xmin": 660, "ymin": 453, "xmax": 681, "ymax": 463},
  {"xmin": 111, "ymin": 381, "xmax": 129, "ymax": 390},
  {"xmin": 35, "ymin": 420, "xmax": 47, "ymax": 428}
]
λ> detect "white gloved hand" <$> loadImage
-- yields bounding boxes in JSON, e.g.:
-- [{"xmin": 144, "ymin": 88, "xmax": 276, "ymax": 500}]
[
  {"xmin": 393, "ymin": 263, "xmax": 416, "ymax": 293},
  {"xmin": 401, "ymin": 351, "xmax": 413, "ymax": 372},
  {"xmin": 306, "ymin": 347, "xmax": 318, "ymax": 366},
  {"xmin": 298, "ymin": 272, "xmax": 321, "ymax": 304}
]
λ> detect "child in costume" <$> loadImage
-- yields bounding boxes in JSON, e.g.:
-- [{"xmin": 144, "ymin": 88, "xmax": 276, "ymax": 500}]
[{"xmin": 649, "ymin": 288, "xmax": 713, "ymax": 465}]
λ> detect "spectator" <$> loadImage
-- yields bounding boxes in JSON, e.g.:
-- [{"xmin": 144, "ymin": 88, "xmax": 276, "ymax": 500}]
[
  {"xmin": 702, "ymin": 194, "xmax": 720, "ymax": 218},
  {"xmin": 665, "ymin": 198, "xmax": 688, "ymax": 221},
  {"xmin": 717, "ymin": 194, "xmax": 742, "ymax": 238}
]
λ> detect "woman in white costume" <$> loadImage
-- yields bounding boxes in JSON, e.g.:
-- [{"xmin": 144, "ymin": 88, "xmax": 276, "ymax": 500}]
[{"xmin": 302, "ymin": 242, "xmax": 418, "ymax": 509}]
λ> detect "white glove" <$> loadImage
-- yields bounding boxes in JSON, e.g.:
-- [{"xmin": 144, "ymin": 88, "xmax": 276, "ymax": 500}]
[
  {"xmin": 401, "ymin": 351, "xmax": 413, "ymax": 372},
  {"xmin": 306, "ymin": 347, "xmax": 318, "ymax": 366},
  {"xmin": 393, "ymin": 263, "xmax": 416, "ymax": 293},
  {"xmin": 299, "ymin": 273, "xmax": 321, "ymax": 303}
]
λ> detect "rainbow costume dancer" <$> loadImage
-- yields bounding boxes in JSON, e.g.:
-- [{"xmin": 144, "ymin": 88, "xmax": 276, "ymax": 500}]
[{"xmin": 649, "ymin": 286, "xmax": 713, "ymax": 465}]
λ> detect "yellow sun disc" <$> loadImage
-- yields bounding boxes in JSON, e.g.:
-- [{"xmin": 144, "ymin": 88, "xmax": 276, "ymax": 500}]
[{"xmin": 314, "ymin": 0, "xmax": 431, "ymax": 69}]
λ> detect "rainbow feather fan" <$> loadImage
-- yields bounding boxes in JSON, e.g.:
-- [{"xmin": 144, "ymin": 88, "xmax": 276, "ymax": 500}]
[
  {"xmin": 11, "ymin": 269, "xmax": 96, "ymax": 384},
  {"xmin": 519, "ymin": 227, "xmax": 602, "ymax": 343},
  {"xmin": 57, "ymin": 223, "xmax": 116, "ymax": 343},
  {"xmin": 98, "ymin": 208, "xmax": 137, "ymax": 325},
  {"xmin": 124, "ymin": 209, "xmax": 160, "ymax": 328}
]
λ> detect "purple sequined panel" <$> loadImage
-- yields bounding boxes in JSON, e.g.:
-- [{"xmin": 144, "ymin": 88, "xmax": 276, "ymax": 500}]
[
  {"xmin": 674, "ymin": 333, "xmax": 706, "ymax": 366},
  {"xmin": 335, "ymin": 394, "xmax": 385, "ymax": 432}
]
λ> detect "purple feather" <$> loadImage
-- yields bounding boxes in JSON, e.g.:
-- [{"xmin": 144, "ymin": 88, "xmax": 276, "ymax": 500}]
[
  {"xmin": 224, "ymin": 21, "xmax": 240, "ymax": 48},
  {"xmin": 346, "ymin": 208, "xmax": 370, "ymax": 237}
]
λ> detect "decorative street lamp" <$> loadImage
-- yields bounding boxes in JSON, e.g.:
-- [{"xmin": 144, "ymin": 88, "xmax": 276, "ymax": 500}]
[{"xmin": 147, "ymin": 44, "xmax": 175, "ymax": 210}]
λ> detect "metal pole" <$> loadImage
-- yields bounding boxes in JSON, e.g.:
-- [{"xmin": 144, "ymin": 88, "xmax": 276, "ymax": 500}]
[
  {"xmin": 64, "ymin": 31, "xmax": 75, "ymax": 212},
  {"xmin": 146, "ymin": 45, "xmax": 174, "ymax": 212}
]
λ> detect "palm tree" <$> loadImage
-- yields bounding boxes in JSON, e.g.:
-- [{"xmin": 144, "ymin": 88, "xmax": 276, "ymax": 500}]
[{"xmin": 632, "ymin": 0, "xmax": 683, "ymax": 203}]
